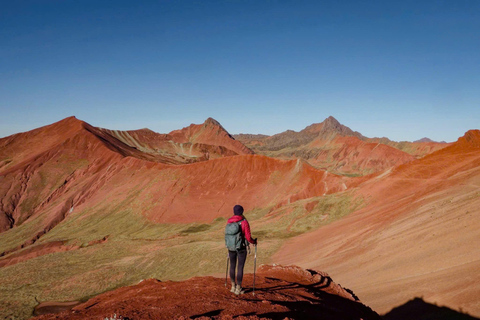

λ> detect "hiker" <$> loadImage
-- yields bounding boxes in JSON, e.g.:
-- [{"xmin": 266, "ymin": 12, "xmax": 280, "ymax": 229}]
[{"xmin": 225, "ymin": 204, "xmax": 257, "ymax": 295}]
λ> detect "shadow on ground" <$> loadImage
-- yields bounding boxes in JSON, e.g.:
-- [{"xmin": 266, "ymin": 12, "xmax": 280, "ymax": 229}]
[{"xmin": 382, "ymin": 297, "xmax": 479, "ymax": 320}]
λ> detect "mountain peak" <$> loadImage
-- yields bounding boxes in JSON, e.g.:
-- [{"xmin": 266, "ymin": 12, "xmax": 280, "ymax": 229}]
[
  {"xmin": 321, "ymin": 116, "xmax": 344, "ymax": 133},
  {"xmin": 54, "ymin": 116, "xmax": 84, "ymax": 126},
  {"xmin": 204, "ymin": 117, "xmax": 221, "ymax": 127},
  {"xmin": 457, "ymin": 129, "xmax": 480, "ymax": 148},
  {"xmin": 323, "ymin": 116, "xmax": 365, "ymax": 139},
  {"xmin": 323, "ymin": 115, "xmax": 341, "ymax": 126},
  {"xmin": 302, "ymin": 116, "xmax": 362, "ymax": 139},
  {"xmin": 414, "ymin": 137, "xmax": 435, "ymax": 143}
]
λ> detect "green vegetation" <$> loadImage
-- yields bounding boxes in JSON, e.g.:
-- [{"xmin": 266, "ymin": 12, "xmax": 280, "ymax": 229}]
[
  {"xmin": 253, "ymin": 192, "xmax": 364, "ymax": 239},
  {"xmin": 0, "ymin": 214, "xmax": 46, "ymax": 254},
  {"xmin": 0, "ymin": 190, "xmax": 364, "ymax": 320}
]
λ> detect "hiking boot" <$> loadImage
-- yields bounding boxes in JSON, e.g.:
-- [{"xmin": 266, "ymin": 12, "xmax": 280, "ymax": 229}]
[
  {"xmin": 230, "ymin": 281, "xmax": 236, "ymax": 293},
  {"xmin": 234, "ymin": 284, "xmax": 245, "ymax": 295}
]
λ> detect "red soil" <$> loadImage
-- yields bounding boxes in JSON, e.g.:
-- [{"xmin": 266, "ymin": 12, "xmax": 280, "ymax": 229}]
[
  {"xmin": 307, "ymin": 135, "xmax": 416, "ymax": 174},
  {"xmin": 0, "ymin": 241, "xmax": 78, "ymax": 268},
  {"xmin": 274, "ymin": 130, "xmax": 480, "ymax": 316},
  {"xmin": 1, "ymin": 117, "xmax": 478, "ymax": 318},
  {"xmin": 0, "ymin": 117, "xmax": 258, "ymax": 233},
  {"xmin": 32, "ymin": 265, "xmax": 381, "ymax": 320},
  {"xmin": 169, "ymin": 118, "xmax": 254, "ymax": 156}
]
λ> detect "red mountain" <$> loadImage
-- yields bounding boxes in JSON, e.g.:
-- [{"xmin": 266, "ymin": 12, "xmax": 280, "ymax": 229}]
[
  {"xmin": 0, "ymin": 116, "xmax": 257, "ymax": 233},
  {"xmin": 235, "ymin": 116, "xmax": 427, "ymax": 176},
  {"xmin": 0, "ymin": 117, "xmax": 347, "ymax": 251},
  {"xmin": 0, "ymin": 117, "xmax": 478, "ymax": 319},
  {"xmin": 275, "ymin": 129, "xmax": 480, "ymax": 315},
  {"xmin": 100, "ymin": 117, "xmax": 253, "ymax": 164}
]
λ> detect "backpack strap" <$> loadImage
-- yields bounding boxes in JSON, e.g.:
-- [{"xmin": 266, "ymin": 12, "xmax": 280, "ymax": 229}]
[{"xmin": 238, "ymin": 219, "xmax": 248, "ymax": 250}]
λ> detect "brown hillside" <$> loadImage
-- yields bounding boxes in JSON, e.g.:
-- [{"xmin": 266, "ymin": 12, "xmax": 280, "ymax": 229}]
[
  {"xmin": 169, "ymin": 117, "xmax": 254, "ymax": 156},
  {"xmin": 0, "ymin": 117, "xmax": 127, "ymax": 234},
  {"xmin": 301, "ymin": 135, "xmax": 415, "ymax": 175},
  {"xmin": 274, "ymin": 130, "xmax": 480, "ymax": 316}
]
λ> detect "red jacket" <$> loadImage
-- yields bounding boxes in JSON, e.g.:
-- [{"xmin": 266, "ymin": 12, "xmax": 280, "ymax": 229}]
[{"xmin": 227, "ymin": 215, "xmax": 256, "ymax": 245}]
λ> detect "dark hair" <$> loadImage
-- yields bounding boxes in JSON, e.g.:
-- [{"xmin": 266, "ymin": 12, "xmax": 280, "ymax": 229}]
[{"xmin": 233, "ymin": 205, "xmax": 244, "ymax": 215}]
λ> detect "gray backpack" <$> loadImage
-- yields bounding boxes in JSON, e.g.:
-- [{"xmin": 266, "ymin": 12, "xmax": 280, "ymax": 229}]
[{"xmin": 225, "ymin": 219, "xmax": 245, "ymax": 251}]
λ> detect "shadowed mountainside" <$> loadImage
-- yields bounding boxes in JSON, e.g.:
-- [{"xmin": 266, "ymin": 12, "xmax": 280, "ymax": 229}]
[
  {"xmin": 382, "ymin": 297, "xmax": 480, "ymax": 320},
  {"xmin": 32, "ymin": 265, "xmax": 381, "ymax": 320},
  {"xmin": 235, "ymin": 116, "xmax": 448, "ymax": 176}
]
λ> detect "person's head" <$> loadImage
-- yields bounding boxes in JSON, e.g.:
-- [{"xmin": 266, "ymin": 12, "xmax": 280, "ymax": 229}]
[{"xmin": 233, "ymin": 204, "xmax": 244, "ymax": 216}]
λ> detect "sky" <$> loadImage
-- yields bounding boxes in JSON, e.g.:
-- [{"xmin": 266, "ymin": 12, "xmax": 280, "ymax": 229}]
[{"xmin": 1, "ymin": 1, "xmax": 479, "ymax": 142}]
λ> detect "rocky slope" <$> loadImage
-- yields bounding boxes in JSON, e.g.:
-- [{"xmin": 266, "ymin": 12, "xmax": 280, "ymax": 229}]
[{"xmin": 33, "ymin": 265, "xmax": 381, "ymax": 320}]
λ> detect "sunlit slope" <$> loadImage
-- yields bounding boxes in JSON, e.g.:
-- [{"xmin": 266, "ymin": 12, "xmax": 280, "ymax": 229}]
[
  {"xmin": 274, "ymin": 130, "xmax": 480, "ymax": 316},
  {"xmin": 0, "ymin": 116, "xmax": 353, "ymax": 256},
  {"xmin": 0, "ymin": 117, "xmax": 127, "ymax": 234},
  {"xmin": 0, "ymin": 117, "xmax": 358, "ymax": 319},
  {"xmin": 0, "ymin": 116, "xmax": 255, "ymax": 235},
  {"xmin": 100, "ymin": 117, "xmax": 253, "ymax": 164}
]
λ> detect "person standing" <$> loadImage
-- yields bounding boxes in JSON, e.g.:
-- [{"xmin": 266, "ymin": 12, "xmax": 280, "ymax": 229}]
[{"xmin": 225, "ymin": 204, "xmax": 257, "ymax": 295}]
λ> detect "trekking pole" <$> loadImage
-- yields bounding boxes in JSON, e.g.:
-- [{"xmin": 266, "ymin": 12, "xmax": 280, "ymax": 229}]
[
  {"xmin": 225, "ymin": 253, "xmax": 229, "ymax": 288},
  {"xmin": 253, "ymin": 244, "xmax": 257, "ymax": 296}
]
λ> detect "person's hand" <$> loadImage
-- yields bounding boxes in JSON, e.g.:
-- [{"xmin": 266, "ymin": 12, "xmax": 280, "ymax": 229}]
[{"xmin": 254, "ymin": 238, "xmax": 258, "ymax": 245}]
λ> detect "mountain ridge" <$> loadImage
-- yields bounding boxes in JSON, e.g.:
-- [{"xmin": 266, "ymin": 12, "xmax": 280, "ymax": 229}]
[
  {"xmin": 234, "ymin": 116, "xmax": 450, "ymax": 169},
  {"xmin": 234, "ymin": 116, "xmax": 435, "ymax": 176},
  {"xmin": 1, "ymin": 117, "xmax": 479, "ymax": 319}
]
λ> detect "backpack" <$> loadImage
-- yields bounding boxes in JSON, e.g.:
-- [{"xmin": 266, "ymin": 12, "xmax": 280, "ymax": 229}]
[{"xmin": 225, "ymin": 219, "xmax": 245, "ymax": 251}]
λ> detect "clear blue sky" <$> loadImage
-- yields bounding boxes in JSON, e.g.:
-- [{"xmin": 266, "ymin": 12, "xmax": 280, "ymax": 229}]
[{"xmin": 1, "ymin": 1, "xmax": 479, "ymax": 142}]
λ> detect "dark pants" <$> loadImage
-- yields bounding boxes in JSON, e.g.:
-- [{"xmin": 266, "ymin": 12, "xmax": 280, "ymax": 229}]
[{"xmin": 228, "ymin": 249, "xmax": 247, "ymax": 286}]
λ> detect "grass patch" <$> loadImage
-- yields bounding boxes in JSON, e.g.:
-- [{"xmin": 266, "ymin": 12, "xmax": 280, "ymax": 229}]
[
  {"xmin": 181, "ymin": 223, "xmax": 211, "ymax": 234},
  {"xmin": 252, "ymin": 192, "xmax": 364, "ymax": 240},
  {"xmin": 0, "ymin": 214, "xmax": 46, "ymax": 254},
  {"xmin": 0, "ymin": 188, "xmax": 364, "ymax": 320}
]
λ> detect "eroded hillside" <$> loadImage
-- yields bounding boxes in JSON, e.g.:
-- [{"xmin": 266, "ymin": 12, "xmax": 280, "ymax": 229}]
[
  {"xmin": 0, "ymin": 117, "xmax": 477, "ymax": 319},
  {"xmin": 275, "ymin": 130, "xmax": 480, "ymax": 316},
  {"xmin": 0, "ymin": 117, "xmax": 358, "ymax": 319}
]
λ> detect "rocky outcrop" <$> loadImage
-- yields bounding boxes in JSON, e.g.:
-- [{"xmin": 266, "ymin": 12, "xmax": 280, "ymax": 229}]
[{"xmin": 33, "ymin": 265, "xmax": 381, "ymax": 320}]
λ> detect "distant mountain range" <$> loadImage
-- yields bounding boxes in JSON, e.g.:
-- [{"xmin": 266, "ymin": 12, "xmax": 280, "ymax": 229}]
[
  {"xmin": 234, "ymin": 116, "xmax": 449, "ymax": 176},
  {"xmin": 1, "ymin": 116, "xmax": 479, "ymax": 319}
]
